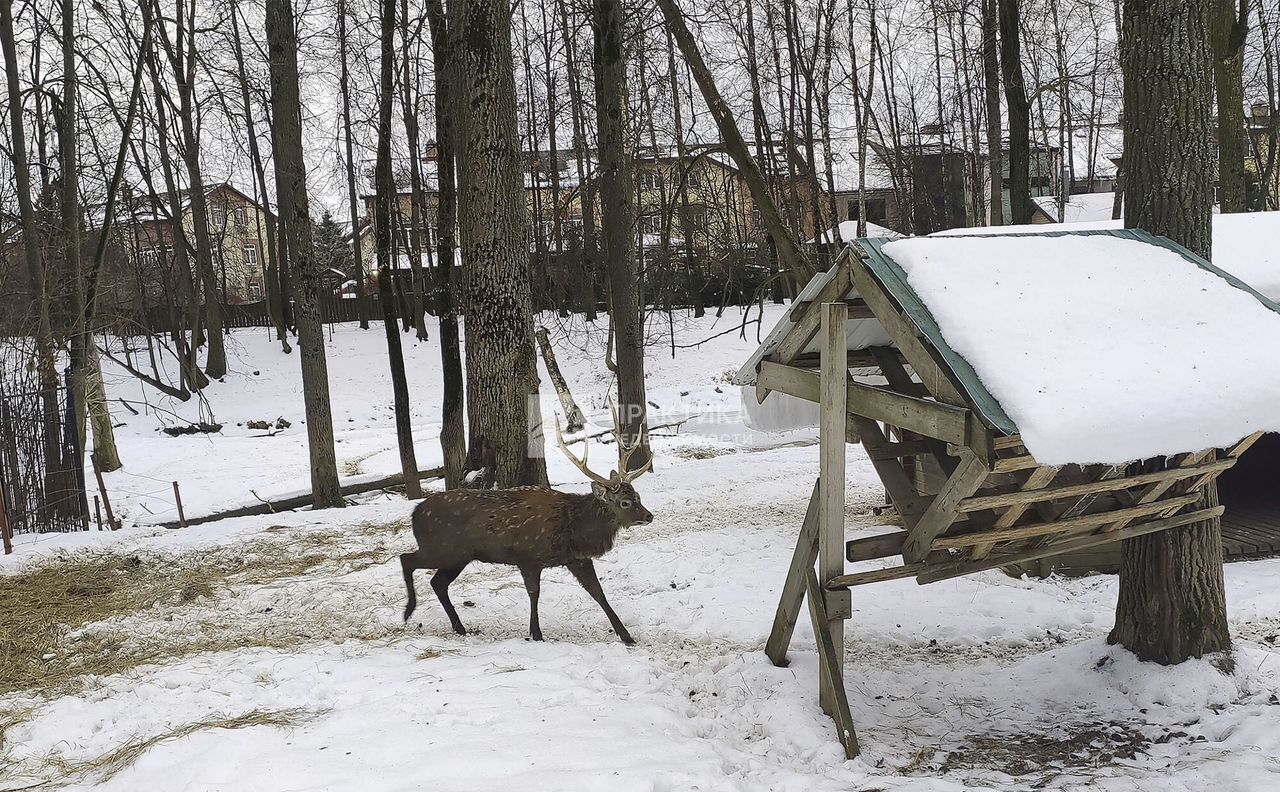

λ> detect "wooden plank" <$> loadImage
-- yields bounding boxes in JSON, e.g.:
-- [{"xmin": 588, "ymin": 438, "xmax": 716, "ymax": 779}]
[
  {"xmin": 827, "ymin": 563, "xmax": 926, "ymax": 588},
  {"xmin": 993, "ymin": 455, "xmax": 1040, "ymax": 474},
  {"xmin": 846, "ymin": 530, "xmax": 907, "ymax": 562},
  {"xmin": 765, "ymin": 481, "xmax": 821, "ymax": 668},
  {"xmin": 902, "ymin": 449, "xmax": 990, "ymax": 562},
  {"xmin": 818, "ymin": 303, "xmax": 847, "ymax": 715},
  {"xmin": 853, "ymin": 417, "xmax": 925, "ymax": 525},
  {"xmin": 958, "ymin": 458, "xmax": 1237, "ymax": 512},
  {"xmin": 846, "ymin": 248, "xmax": 967, "ymax": 406},
  {"xmin": 969, "ymin": 465, "xmax": 1060, "ymax": 559},
  {"xmin": 933, "ymin": 492, "xmax": 1203, "ymax": 550},
  {"xmin": 805, "ymin": 569, "xmax": 861, "ymax": 758},
  {"xmin": 759, "ymin": 361, "xmax": 972, "ymax": 446},
  {"xmin": 775, "ymin": 264, "xmax": 854, "ymax": 363},
  {"xmin": 994, "ymin": 435, "xmax": 1026, "ymax": 451},
  {"xmin": 866, "ymin": 438, "xmax": 935, "ymax": 461},
  {"xmin": 916, "ymin": 506, "xmax": 1226, "ymax": 584}
]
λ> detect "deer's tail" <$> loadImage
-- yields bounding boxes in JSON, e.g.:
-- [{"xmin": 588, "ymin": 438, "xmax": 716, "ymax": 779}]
[{"xmin": 400, "ymin": 552, "xmax": 419, "ymax": 622}]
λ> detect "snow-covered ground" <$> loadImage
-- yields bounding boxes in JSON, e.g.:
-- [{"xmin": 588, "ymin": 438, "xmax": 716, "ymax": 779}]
[{"xmin": 5, "ymin": 310, "xmax": 1280, "ymax": 791}]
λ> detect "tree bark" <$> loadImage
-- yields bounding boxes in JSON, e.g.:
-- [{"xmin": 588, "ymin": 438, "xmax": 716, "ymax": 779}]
[
  {"xmin": 452, "ymin": 0, "xmax": 547, "ymax": 488},
  {"xmin": 424, "ymin": 0, "xmax": 467, "ymax": 489},
  {"xmin": 1212, "ymin": 0, "xmax": 1248, "ymax": 213},
  {"xmin": 266, "ymin": 0, "xmax": 343, "ymax": 509},
  {"xmin": 338, "ymin": 0, "xmax": 370, "ymax": 329},
  {"xmin": 983, "ymin": 0, "xmax": 1004, "ymax": 225},
  {"xmin": 1112, "ymin": 0, "xmax": 1228, "ymax": 666},
  {"xmin": 374, "ymin": 0, "xmax": 422, "ymax": 499},
  {"xmin": 593, "ymin": 0, "xmax": 651, "ymax": 471},
  {"xmin": 999, "ymin": 0, "xmax": 1032, "ymax": 224}
]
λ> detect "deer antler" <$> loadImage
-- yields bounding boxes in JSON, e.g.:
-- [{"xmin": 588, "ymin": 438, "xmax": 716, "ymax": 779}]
[
  {"xmin": 609, "ymin": 399, "xmax": 653, "ymax": 484},
  {"xmin": 554, "ymin": 413, "xmax": 615, "ymax": 487}
]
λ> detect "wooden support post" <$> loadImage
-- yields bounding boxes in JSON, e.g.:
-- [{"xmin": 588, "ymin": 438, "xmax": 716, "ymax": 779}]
[
  {"xmin": 91, "ymin": 452, "xmax": 119, "ymax": 531},
  {"xmin": 172, "ymin": 481, "xmax": 188, "ymax": 529},
  {"xmin": 806, "ymin": 568, "xmax": 860, "ymax": 759},
  {"xmin": 765, "ymin": 480, "xmax": 821, "ymax": 667},
  {"xmin": 818, "ymin": 302, "xmax": 848, "ymax": 714},
  {"xmin": 0, "ymin": 485, "xmax": 12, "ymax": 554}
]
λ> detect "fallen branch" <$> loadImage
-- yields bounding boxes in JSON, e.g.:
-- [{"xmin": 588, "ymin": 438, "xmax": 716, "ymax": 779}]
[{"xmin": 158, "ymin": 466, "xmax": 445, "ymax": 528}]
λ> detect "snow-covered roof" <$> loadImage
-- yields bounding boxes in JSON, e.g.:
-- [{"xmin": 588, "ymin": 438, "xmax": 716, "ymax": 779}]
[
  {"xmin": 880, "ymin": 232, "xmax": 1280, "ymax": 464},
  {"xmin": 934, "ymin": 210, "xmax": 1280, "ymax": 303},
  {"xmin": 738, "ymin": 229, "xmax": 1280, "ymax": 465}
]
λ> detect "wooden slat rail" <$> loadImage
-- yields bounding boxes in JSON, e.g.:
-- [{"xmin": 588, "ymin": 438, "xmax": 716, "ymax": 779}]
[
  {"xmin": 933, "ymin": 492, "xmax": 1203, "ymax": 550},
  {"xmin": 846, "ymin": 530, "xmax": 908, "ymax": 562},
  {"xmin": 969, "ymin": 465, "xmax": 1060, "ymax": 559},
  {"xmin": 957, "ymin": 458, "xmax": 1236, "ymax": 512},
  {"xmin": 759, "ymin": 361, "xmax": 971, "ymax": 447},
  {"xmin": 827, "ymin": 563, "xmax": 926, "ymax": 588},
  {"xmin": 916, "ymin": 506, "xmax": 1225, "ymax": 584}
]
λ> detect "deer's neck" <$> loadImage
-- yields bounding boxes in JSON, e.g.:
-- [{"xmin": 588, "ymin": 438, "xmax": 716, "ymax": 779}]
[{"xmin": 567, "ymin": 494, "xmax": 622, "ymax": 559}]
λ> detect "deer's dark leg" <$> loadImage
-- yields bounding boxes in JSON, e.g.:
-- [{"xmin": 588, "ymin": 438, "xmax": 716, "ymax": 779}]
[
  {"xmin": 431, "ymin": 564, "xmax": 468, "ymax": 635},
  {"xmin": 566, "ymin": 559, "xmax": 634, "ymax": 645},
  {"xmin": 401, "ymin": 553, "xmax": 420, "ymax": 622},
  {"xmin": 519, "ymin": 565, "xmax": 543, "ymax": 641}
]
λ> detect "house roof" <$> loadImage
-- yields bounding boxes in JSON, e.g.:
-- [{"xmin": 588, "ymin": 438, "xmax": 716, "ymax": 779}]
[{"xmin": 737, "ymin": 229, "xmax": 1280, "ymax": 465}]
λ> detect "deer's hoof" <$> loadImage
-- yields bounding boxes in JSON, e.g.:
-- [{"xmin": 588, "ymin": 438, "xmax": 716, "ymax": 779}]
[{"xmin": 618, "ymin": 631, "xmax": 636, "ymax": 646}]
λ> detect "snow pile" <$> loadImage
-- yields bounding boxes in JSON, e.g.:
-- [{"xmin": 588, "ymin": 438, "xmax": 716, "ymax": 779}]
[
  {"xmin": 1032, "ymin": 192, "xmax": 1119, "ymax": 223},
  {"xmin": 882, "ymin": 234, "xmax": 1280, "ymax": 464}
]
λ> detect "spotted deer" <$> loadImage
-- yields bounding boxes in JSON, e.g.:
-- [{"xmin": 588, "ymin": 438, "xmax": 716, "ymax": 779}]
[{"xmin": 400, "ymin": 407, "xmax": 652, "ymax": 644}]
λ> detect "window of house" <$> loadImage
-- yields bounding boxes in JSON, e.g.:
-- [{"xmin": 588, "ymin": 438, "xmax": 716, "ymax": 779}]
[
  {"xmin": 210, "ymin": 205, "xmax": 224, "ymax": 227},
  {"xmin": 243, "ymin": 243, "xmax": 258, "ymax": 266},
  {"xmin": 246, "ymin": 278, "xmax": 262, "ymax": 300},
  {"xmin": 234, "ymin": 206, "xmax": 247, "ymax": 225}
]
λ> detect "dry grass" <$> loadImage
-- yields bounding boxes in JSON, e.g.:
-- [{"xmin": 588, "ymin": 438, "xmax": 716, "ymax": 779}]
[
  {"xmin": 31, "ymin": 707, "xmax": 319, "ymax": 786},
  {"xmin": 937, "ymin": 725, "xmax": 1152, "ymax": 781},
  {"xmin": 0, "ymin": 520, "xmax": 407, "ymax": 702}
]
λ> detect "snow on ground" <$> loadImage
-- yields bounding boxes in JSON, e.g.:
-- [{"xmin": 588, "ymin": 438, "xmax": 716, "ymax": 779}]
[
  {"xmin": 882, "ymin": 234, "xmax": 1280, "ymax": 464},
  {"xmin": 5, "ymin": 310, "xmax": 1280, "ymax": 791},
  {"xmin": 1031, "ymin": 192, "xmax": 1119, "ymax": 223}
]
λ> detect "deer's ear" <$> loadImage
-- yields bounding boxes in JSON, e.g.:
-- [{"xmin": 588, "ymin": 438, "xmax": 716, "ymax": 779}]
[{"xmin": 591, "ymin": 481, "xmax": 609, "ymax": 499}]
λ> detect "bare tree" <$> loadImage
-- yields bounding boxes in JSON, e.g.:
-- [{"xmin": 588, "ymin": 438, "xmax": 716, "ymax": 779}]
[
  {"xmin": 452, "ymin": 0, "xmax": 547, "ymax": 487},
  {"xmin": 265, "ymin": 0, "xmax": 343, "ymax": 508}
]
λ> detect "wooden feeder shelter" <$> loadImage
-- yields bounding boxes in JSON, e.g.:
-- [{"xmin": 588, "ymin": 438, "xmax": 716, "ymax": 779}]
[{"xmin": 734, "ymin": 230, "xmax": 1273, "ymax": 759}]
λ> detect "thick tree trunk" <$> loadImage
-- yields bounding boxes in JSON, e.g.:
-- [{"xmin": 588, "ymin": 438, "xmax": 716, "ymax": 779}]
[
  {"xmin": 424, "ymin": 0, "xmax": 467, "ymax": 489},
  {"xmin": 374, "ymin": 0, "xmax": 421, "ymax": 499},
  {"xmin": 1112, "ymin": 0, "xmax": 1228, "ymax": 666},
  {"xmin": 1213, "ymin": 0, "xmax": 1249, "ymax": 213},
  {"xmin": 999, "ymin": 0, "xmax": 1032, "ymax": 224},
  {"xmin": 983, "ymin": 0, "xmax": 1004, "ymax": 225},
  {"xmin": 592, "ymin": 0, "xmax": 651, "ymax": 471},
  {"xmin": 452, "ymin": 0, "xmax": 547, "ymax": 488},
  {"xmin": 266, "ymin": 0, "xmax": 343, "ymax": 509},
  {"xmin": 656, "ymin": 0, "xmax": 815, "ymax": 287}
]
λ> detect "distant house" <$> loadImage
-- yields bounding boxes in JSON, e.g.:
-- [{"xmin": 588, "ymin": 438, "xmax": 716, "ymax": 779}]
[{"xmin": 110, "ymin": 183, "xmax": 274, "ymax": 310}]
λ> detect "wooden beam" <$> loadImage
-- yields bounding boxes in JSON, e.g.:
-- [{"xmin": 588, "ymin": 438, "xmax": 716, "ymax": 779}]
[
  {"xmin": 827, "ymin": 563, "xmax": 927, "ymax": 588},
  {"xmin": 916, "ymin": 506, "xmax": 1225, "ymax": 584},
  {"xmin": 852, "ymin": 417, "xmax": 925, "ymax": 525},
  {"xmin": 957, "ymin": 458, "xmax": 1237, "ymax": 513},
  {"xmin": 865, "ymin": 438, "xmax": 934, "ymax": 461},
  {"xmin": 846, "ymin": 530, "xmax": 907, "ymax": 562},
  {"xmin": 775, "ymin": 265, "xmax": 854, "ymax": 363},
  {"xmin": 818, "ymin": 302, "xmax": 848, "ymax": 715},
  {"xmin": 765, "ymin": 481, "xmax": 821, "ymax": 668},
  {"xmin": 932, "ymin": 492, "xmax": 1203, "ymax": 550},
  {"xmin": 969, "ymin": 465, "xmax": 1060, "ymax": 559},
  {"xmin": 846, "ymin": 248, "xmax": 967, "ymax": 406},
  {"xmin": 759, "ymin": 361, "xmax": 971, "ymax": 447},
  {"xmin": 901, "ymin": 448, "xmax": 990, "ymax": 562},
  {"xmin": 805, "ymin": 569, "xmax": 860, "ymax": 758}
]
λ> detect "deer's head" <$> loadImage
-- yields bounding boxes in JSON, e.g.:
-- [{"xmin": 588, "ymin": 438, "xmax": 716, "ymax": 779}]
[{"xmin": 555, "ymin": 402, "xmax": 654, "ymax": 527}]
